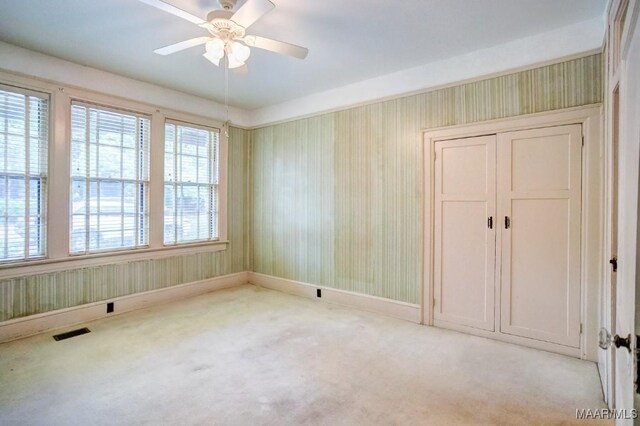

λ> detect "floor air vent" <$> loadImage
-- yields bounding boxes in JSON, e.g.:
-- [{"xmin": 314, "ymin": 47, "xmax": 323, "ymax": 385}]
[{"xmin": 53, "ymin": 327, "xmax": 91, "ymax": 341}]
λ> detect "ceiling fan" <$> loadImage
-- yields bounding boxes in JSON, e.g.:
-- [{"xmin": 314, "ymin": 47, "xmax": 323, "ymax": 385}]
[{"xmin": 139, "ymin": 0, "xmax": 309, "ymax": 69}]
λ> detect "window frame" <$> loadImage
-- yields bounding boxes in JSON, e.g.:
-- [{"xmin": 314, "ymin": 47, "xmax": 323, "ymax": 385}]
[
  {"xmin": 0, "ymin": 71, "xmax": 228, "ymax": 277},
  {"xmin": 0, "ymin": 83, "xmax": 51, "ymax": 263},
  {"xmin": 163, "ymin": 118, "xmax": 222, "ymax": 246},
  {"xmin": 69, "ymin": 100, "xmax": 152, "ymax": 255}
]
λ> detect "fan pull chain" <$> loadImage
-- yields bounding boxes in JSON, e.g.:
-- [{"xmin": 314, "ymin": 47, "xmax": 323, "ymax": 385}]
[{"xmin": 223, "ymin": 55, "xmax": 230, "ymax": 138}]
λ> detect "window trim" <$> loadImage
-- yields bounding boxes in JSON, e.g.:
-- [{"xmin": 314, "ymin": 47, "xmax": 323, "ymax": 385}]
[
  {"xmin": 158, "ymin": 112, "xmax": 228, "ymax": 248},
  {"xmin": 0, "ymin": 83, "xmax": 51, "ymax": 263},
  {"xmin": 0, "ymin": 70, "xmax": 229, "ymax": 277},
  {"xmin": 69, "ymin": 99, "xmax": 152, "ymax": 255},
  {"xmin": 0, "ymin": 82, "xmax": 50, "ymax": 102},
  {"xmin": 163, "ymin": 118, "xmax": 222, "ymax": 246}
]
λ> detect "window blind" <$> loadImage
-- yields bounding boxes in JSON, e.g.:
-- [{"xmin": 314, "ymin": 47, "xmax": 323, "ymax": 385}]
[
  {"xmin": 164, "ymin": 121, "xmax": 219, "ymax": 245},
  {"xmin": 70, "ymin": 102, "xmax": 150, "ymax": 254},
  {"xmin": 0, "ymin": 86, "xmax": 48, "ymax": 261}
]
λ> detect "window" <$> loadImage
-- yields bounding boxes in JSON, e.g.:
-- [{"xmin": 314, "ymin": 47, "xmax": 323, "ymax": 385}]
[
  {"xmin": 164, "ymin": 120, "xmax": 220, "ymax": 245},
  {"xmin": 0, "ymin": 74, "xmax": 227, "ymax": 267},
  {"xmin": 70, "ymin": 102, "xmax": 150, "ymax": 254},
  {"xmin": 0, "ymin": 86, "xmax": 48, "ymax": 262}
]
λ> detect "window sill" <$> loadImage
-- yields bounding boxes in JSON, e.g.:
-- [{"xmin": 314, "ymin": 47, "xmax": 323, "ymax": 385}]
[{"xmin": 0, "ymin": 240, "xmax": 229, "ymax": 279}]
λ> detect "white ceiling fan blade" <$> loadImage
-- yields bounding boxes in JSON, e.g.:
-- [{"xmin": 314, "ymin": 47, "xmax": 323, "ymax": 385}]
[
  {"xmin": 244, "ymin": 35, "xmax": 308, "ymax": 59},
  {"xmin": 231, "ymin": 0, "xmax": 275, "ymax": 29},
  {"xmin": 138, "ymin": 0, "xmax": 206, "ymax": 25},
  {"xmin": 155, "ymin": 37, "xmax": 211, "ymax": 55}
]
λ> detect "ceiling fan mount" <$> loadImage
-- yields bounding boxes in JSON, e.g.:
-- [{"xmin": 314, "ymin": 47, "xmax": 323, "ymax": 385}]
[
  {"xmin": 139, "ymin": 0, "xmax": 308, "ymax": 70},
  {"xmin": 218, "ymin": 0, "xmax": 238, "ymax": 11}
]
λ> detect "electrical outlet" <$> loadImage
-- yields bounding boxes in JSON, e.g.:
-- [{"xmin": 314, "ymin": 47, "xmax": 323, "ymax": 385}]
[
  {"xmin": 107, "ymin": 302, "xmax": 114, "ymax": 313},
  {"xmin": 316, "ymin": 289, "xmax": 321, "ymax": 298}
]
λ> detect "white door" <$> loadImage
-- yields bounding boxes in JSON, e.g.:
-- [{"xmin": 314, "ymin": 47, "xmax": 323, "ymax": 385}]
[
  {"xmin": 433, "ymin": 135, "xmax": 497, "ymax": 331},
  {"xmin": 613, "ymin": 10, "xmax": 640, "ymax": 418},
  {"xmin": 498, "ymin": 125, "xmax": 582, "ymax": 347}
]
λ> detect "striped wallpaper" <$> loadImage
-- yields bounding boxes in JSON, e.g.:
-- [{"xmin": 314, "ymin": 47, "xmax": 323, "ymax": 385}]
[
  {"xmin": 0, "ymin": 54, "xmax": 603, "ymax": 321},
  {"xmin": 250, "ymin": 53, "xmax": 603, "ymax": 304},
  {"xmin": 0, "ymin": 127, "xmax": 251, "ymax": 322}
]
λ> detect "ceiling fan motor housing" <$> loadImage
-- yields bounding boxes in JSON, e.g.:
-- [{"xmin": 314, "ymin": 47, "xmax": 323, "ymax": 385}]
[{"xmin": 204, "ymin": 12, "xmax": 246, "ymax": 41}]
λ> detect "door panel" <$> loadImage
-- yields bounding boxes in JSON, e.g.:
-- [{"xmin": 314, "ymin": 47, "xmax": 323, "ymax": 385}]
[
  {"xmin": 511, "ymin": 133, "xmax": 571, "ymax": 191},
  {"xmin": 434, "ymin": 135, "xmax": 496, "ymax": 331},
  {"xmin": 509, "ymin": 198, "xmax": 570, "ymax": 335},
  {"xmin": 499, "ymin": 124, "xmax": 582, "ymax": 347},
  {"xmin": 441, "ymin": 143, "xmax": 488, "ymax": 194},
  {"xmin": 440, "ymin": 201, "xmax": 490, "ymax": 323}
]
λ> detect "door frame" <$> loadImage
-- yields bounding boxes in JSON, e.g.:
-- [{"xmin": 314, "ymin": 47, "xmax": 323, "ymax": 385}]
[
  {"xmin": 422, "ymin": 104, "xmax": 603, "ymax": 360},
  {"xmin": 603, "ymin": 0, "xmax": 639, "ymax": 412}
]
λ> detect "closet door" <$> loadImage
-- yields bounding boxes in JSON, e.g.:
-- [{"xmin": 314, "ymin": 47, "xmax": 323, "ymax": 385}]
[
  {"xmin": 434, "ymin": 135, "xmax": 496, "ymax": 331},
  {"xmin": 498, "ymin": 124, "xmax": 582, "ymax": 347}
]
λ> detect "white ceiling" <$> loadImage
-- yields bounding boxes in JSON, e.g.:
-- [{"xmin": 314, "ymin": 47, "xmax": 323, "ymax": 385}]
[{"xmin": 0, "ymin": 0, "xmax": 607, "ymax": 110}]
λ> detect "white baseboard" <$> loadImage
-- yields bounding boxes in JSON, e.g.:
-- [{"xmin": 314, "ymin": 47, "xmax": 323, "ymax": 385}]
[
  {"xmin": 249, "ymin": 272, "xmax": 421, "ymax": 323},
  {"xmin": 1, "ymin": 271, "xmax": 421, "ymax": 343},
  {"xmin": 0, "ymin": 269, "xmax": 592, "ymax": 361},
  {"xmin": 0, "ymin": 271, "xmax": 249, "ymax": 343},
  {"xmin": 433, "ymin": 318, "xmax": 582, "ymax": 359}
]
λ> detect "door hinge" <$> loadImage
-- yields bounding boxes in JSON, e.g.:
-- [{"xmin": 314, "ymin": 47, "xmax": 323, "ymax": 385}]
[
  {"xmin": 580, "ymin": 323, "xmax": 583, "ymax": 334},
  {"xmin": 582, "ymin": 136, "xmax": 584, "ymax": 147},
  {"xmin": 433, "ymin": 298, "xmax": 436, "ymax": 308}
]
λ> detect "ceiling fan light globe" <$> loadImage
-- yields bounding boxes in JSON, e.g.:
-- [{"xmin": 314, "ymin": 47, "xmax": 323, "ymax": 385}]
[
  {"xmin": 205, "ymin": 38, "xmax": 225, "ymax": 55},
  {"xmin": 229, "ymin": 41, "xmax": 251, "ymax": 63},
  {"xmin": 227, "ymin": 56, "xmax": 245, "ymax": 69},
  {"xmin": 203, "ymin": 52, "xmax": 221, "ymax": 66}
]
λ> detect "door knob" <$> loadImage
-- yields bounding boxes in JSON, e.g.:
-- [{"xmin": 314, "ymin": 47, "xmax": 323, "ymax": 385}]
[{"xmin": 613, "ymin": 334, "xmax": 632, "ymax": 352}]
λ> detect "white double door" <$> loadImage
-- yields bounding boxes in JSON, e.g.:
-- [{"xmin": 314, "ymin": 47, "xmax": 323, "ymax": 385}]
[{"xmin": 433, "ymin": 124, "xmax": 582, "ymax": 348}]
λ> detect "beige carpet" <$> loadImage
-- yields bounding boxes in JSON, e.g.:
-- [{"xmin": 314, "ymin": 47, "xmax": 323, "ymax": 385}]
[{"xmin": 0, "ymin": 284, "xmax": 609, "ymax": 425}]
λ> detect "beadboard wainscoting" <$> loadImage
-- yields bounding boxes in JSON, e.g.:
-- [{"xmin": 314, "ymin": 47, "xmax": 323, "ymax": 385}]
[
  {"xmin": 250, "ymin": 53, "xmax": 603, "ymax": 305},
  {"xmin": 0, "ymin": 127, "xmax": 251, "ymax": 322},
  {"xmin": 0, "ymin": 271, "xmax": 250, "ymax": 342}
]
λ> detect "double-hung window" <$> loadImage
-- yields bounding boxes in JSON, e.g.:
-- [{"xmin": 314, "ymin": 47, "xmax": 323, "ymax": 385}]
[
  {"xmin": 164, "ymin": 120, "xmax": 220, "ymax": 245},
  {"xmin": 70, "ymin": 102, "xmax": 150, "ymax": 254},
  {"xmin": 0, "ymin": 85, "xmax": 48, "ymax": 262}
]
